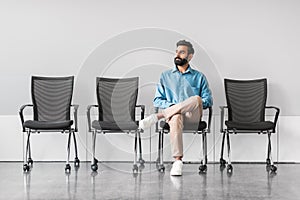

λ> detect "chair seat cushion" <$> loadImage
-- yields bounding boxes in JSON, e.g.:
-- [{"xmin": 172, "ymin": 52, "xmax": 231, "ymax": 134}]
[
  {"xmin": 92, "ymin": 120, "xmax": 139, "ymax": 131},
  {"xmin": 160, "ymin": 120, "xmax": 207, "ymax": 131},
  {"xmin": 225, "ymin": 121, "xmax": 275, "ymax": 131},
  {"xmin": 24, "ymin": 120, "xmax": 73, "ymax": 130}
]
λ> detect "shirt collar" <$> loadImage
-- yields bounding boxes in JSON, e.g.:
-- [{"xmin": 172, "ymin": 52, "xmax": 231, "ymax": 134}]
[{"xmin": 172, "ymin": 65, "xmax": 194, "ymax": 74}]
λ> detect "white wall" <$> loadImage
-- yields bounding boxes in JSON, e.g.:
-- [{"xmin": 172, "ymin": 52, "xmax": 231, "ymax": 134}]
[{"xmin": 0, "ymin": 0, "xmax": 300, "ymax": 162}]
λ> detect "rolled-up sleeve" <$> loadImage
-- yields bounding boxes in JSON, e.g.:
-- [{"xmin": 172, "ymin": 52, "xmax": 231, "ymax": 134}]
[{"xmin": 153, "ymin": 75, "xmax": 173, "ymax": 109}]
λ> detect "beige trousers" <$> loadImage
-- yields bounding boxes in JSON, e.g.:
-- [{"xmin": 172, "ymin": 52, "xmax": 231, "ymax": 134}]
[{"xmin": 162, "ymin": 96, "xmax": 203, "ymax": 158}]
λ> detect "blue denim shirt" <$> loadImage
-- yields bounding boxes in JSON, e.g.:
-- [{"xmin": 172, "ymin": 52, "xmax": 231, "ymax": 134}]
[{"xmin": 153, "ymin": 65, "xmax": 213, "ymax": 109}]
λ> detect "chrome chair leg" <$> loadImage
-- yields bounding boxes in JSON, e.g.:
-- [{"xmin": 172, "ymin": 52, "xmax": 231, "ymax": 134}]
[
  {"xmin": 65, "ymin": 132, "xmax": 72, "ymax": 173},
  {"xmin": 91, "ymin": 130, "xmax": 98, "ymax": 172},
  {"xmin": 220, "ymin": 132, "xmax": 226, "ymax": 167},
  {"xmin": 72, "ymin": 131, "xmax": 80, "ymax": 168},
  {"xmin": 133, "ymin": 131, "xmax": 138, "ymax": 173},
  {"xmin": 23, "ymin": 130, "xmax": 31, "ymax": 172},
  {"xmin": 266, "ymin": 131, "xmax": 277, "ymax": 173},
  {"xmin": 199, "ymin": 132, "xmax": 208, "ymax": 173},
  {"xmin": 226, "ymin": 132, "xmax": 233, "ymax": 173},
  {"xmin": 157, "ymin": 130, "xmax": 165, "ymax": 173}
]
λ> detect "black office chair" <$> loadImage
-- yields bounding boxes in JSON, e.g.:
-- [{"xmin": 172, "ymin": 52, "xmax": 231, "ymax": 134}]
[
  {"xmin": 220, "ymin": 78, "xmax": 280, "ymax": 173},
  {"xmin": 155, "ymin": 107, "xmax": 212, "ymax": 173},
  {"xmin": 19, "ymin": 76, "xmax": 80, "ymax": 173},
  {"xmin": 87, "ymin": 77, "xmax": 145, "ymax": 173}
]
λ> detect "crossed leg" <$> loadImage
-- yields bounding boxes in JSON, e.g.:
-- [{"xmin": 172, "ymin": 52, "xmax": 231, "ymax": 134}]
[{"xmin": 139, "ymin": 95, "xmax": 203, "ymax": 158}]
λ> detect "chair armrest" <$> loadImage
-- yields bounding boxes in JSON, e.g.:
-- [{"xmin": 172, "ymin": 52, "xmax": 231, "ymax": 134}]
[
  {"xmin": 265, "ymin": 106, "xmax": 280, "ymax": 132},
  {"xmin": 71, "ymin": 104, "xmax": 79, "ymax": 132},
  {"xmin": 19, "ymin": 104, "xmax": 33, "ymax": 132},
  {"xmin": 87, "ymin": 105, "xmax": 98, "ymax": 132},
  {"xmin": 219, "ymin": 106, "xmax": 228, "ymax": 133},
  {"xmin": 136, "ymin": 105, "xmax": 145, "ymax": 120}
]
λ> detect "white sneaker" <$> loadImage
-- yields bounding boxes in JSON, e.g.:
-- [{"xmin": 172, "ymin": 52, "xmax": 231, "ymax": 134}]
[
  {"xmin": 170, "ymin": 160, "xmax": 183, "ymax": 176},
  {"xmin": 139, "ymin": 114, "xmax": 158, "ymax": 130}
]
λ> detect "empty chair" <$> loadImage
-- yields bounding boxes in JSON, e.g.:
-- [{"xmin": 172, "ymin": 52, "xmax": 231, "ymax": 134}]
[
  {"xmin": 19, "ymin": 76, "xmax": 80, "ymax": 173},
  {"xmin": 220, "ymin": 78, "xmax": 280, "ymax": 173},
  {"xmin": 87, "ymin": 77, "xmax": 145, "ymax": 173},
  {"xmin": 155, "ymin": 107, "xmax": 212, "ymax": 173}
]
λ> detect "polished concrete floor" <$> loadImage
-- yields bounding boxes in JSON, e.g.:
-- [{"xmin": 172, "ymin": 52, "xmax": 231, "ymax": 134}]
[{"xmin": 0, "ymin": 162, "xmax": 299, "ymax": 200}]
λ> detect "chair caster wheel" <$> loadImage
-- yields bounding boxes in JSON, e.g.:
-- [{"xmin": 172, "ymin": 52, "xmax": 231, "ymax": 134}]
[
  {"xmin": 23, "ymin": 164, "xmax": 30, "ymax": 172},
  {"xmin": 65, "ymin": 164, "xmax": 71, "ymax": 173},
  {"xmin": 220, "ymin": 158, "xmax": 226, "ymax": 166},
  {"xmin": 139, "ymin": 158, "xmax": 145, "ymax": 165},
  {"xmin": 199, "ymin": 164, "xmax": 207, "ymax": 173},
  {"xmin": 133, "ymin": 164, "xmax": 138, "ymax": 174},
  {"xmin": 28, "ymin": 158, "xmax": 33, "ymax": 166},
  {"xmin": 91, "ymin": 164, "xmax": 98, "ymax": 172},
  {"xmin": 220, "ymin": 158, "xmax": 226, "ymax": 171},
  {"xmin": 74, "ymin": 157, "xmax": 80, "ymax": 168},
  {"xmin": 270, "ymin": 165, "xmax": 277, "ymax": 173},
  {"xmin": 227, "ymin": 164, "xmax": 233, "ymax": 174},
  {"xmin": 158, "ymin": 165, "xmax": 165, "ymax": 173}
]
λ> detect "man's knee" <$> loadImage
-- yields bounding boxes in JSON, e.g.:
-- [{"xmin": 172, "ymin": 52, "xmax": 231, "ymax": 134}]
[{"xmin": 190, "ymin": 95, "xmax": 202, "ymax": 107}]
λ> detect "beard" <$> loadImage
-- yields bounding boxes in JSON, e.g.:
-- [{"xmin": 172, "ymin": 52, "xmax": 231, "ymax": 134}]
[{"xmin": 174, "ymin": 56, "xmax": 188, "ymax": 66}]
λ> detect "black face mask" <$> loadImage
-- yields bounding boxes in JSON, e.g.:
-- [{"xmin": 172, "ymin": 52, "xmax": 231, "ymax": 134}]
[{"xmin": 174, "ymin": 56, "xmax": 188, "ymax": 66}]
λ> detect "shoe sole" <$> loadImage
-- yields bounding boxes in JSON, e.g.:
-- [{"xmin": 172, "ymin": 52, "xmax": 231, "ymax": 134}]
[{"xmin": 170, "ymin": 171, "xmax": 182, "ymax": 176}]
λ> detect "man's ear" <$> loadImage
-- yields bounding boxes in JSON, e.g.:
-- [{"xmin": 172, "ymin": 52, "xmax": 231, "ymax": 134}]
[{"xmin": 188, "ymin": 54, "xmax": 193, "ymax": 61}]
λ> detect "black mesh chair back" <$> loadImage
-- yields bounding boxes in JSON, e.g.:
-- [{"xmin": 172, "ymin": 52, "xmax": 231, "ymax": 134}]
[
  {"xmin": 31, "ymin": 76, "xmax": 74, "ymax": 122},
  {"xmin": 96, "ymin": 77, "xmax": 138, "ymax": 123},
  {"xmin": 225, "ymin": 78, "xmax": 267, "ymax": 123}
]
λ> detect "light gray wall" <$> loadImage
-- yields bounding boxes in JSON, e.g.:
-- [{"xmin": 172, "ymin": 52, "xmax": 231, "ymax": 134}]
[{"xmin": 0, "ymin": 0, "xmax": 299, "ymax": 162}]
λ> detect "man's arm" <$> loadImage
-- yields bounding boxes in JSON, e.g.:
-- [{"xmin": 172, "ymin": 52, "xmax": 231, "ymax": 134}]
[
  {"xmin": 153, "ymin": 75, "xmax": 174, "ymax": 109},
  {"xmin": 200, "ymin": 75, "xmax": 213, "ymax": 108}
]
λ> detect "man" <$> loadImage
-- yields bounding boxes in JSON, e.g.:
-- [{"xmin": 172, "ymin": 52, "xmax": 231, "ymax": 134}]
[{"xmin": 139, "ymin": 40, "xmax": 213, "ymax": 176}]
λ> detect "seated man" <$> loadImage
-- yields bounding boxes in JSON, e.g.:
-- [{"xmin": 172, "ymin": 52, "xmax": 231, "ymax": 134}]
[{"xmin": 139, "ymin": 40, "xmax": 213, "ymax": 176}]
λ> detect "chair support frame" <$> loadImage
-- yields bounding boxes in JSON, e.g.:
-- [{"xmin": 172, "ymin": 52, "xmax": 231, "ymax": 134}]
[
  {"xmin": 219, "ymin": 105, "xmax": 280, "ymax": 174},
  {"xmin": 19, "ymin": 104, "xmax": 80, "ymax": 173}
]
